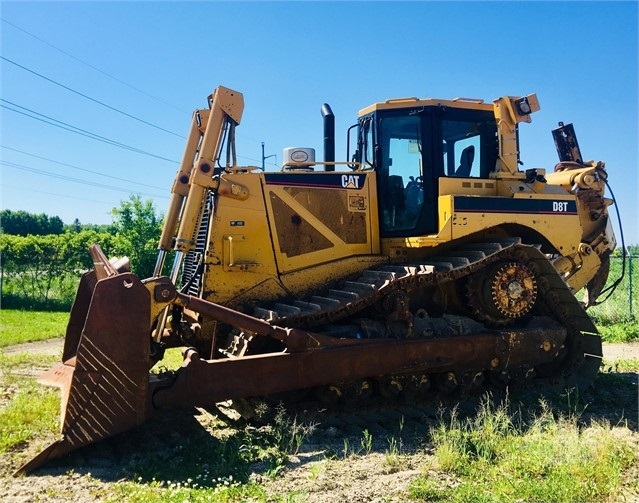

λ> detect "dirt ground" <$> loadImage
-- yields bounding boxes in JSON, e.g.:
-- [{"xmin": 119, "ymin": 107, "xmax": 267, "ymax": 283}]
[
  {"xmin": 2, "ymin": 338, "xmax": 638, "ymax": 503},
  {"xmin": 602, "ymin": 341, "xmax": 639, "ymax": 360}
]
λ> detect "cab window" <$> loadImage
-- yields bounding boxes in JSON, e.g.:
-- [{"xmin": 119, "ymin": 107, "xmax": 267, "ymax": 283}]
[
  {"xmin": 378, "ymin": 115, "xmax": 424, "ymax": 233},
  {"xmin": 441, "ymin": 114, "xmax": 497, "ymax": 179}
]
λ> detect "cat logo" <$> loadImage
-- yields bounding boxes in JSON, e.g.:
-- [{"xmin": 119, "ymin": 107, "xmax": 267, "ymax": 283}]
[{"xmin": 341, "ymin": 174, "xmax": 362, "ymax": 189}]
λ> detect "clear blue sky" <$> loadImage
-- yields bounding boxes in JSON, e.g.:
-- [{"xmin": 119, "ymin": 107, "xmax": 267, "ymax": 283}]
[{"xmin": 1, "ymin": 1, "xmax": 637, "ymax": 245}]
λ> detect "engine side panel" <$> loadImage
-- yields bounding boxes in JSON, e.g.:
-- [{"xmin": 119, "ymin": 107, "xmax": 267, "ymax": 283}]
[
  {"xmin": 199, "ymin": 170, "xmax": 383, "ymax": 306},
  {"xmin": 263, "ymin": 171, "xmax": 379, "ymax": 273},
  {"xmin": 199, "ymin": 172, "xmax": 283, "ymax": 305}
]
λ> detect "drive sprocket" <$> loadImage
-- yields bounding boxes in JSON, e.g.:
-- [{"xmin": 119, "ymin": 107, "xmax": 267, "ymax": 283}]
[{"xmin": 468, "ymin": 260, "xmax": 538, "ymax": 326}]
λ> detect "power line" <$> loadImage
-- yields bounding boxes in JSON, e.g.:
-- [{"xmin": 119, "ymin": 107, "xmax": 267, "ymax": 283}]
[
  {"xmin": 1, "ymin": 56, "xmax": 274, "ymax": 167},
  {"xmin": 1, "ymin": 99, "xmax": 179, "ymax": 164},
  {"xmin": 3, "ymin": 101, "xmax": 271, "ymax": 172},
  {"xmin": 1, "ymin": 55, "xmax": 185, "ymax": 138},
  {"xmin": 0, "ymin": 17, "xmax": 190, "ymax": 115},
  {"xmin": 1, "ymin": 160, "xmax": 169, "ymax": 199},
  {"xmin": 1, "ymin": 145, "xmax": 167, "ymax": 191},
  {"xmin": 1, "ymin": 183, "xmax": 117, "ymax": 206},
  {"xmin": 1, "ymin": 24, "xmax": 279, "ymax": 168},
  {"xmin": 3, "ymin": 98, "xmax": 273, "ymax": 168}
]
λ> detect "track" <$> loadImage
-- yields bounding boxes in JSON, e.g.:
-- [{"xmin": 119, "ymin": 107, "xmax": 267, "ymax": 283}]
[
  {"xmin": 219, "ymin": 238, "xmax": 603, "ymax": 423},
  {"xmin": 248, "ymin": 237, "xmax": 529, "ymax": 329}
]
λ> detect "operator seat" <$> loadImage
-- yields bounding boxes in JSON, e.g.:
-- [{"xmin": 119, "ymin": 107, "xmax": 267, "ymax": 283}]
[
  {"xmin": 387, "ymin": 175, "xmax": 405, "ymax": 210},
  {"xmin": 455, "ymin": 145, "xmax": 475, "ymax": 177},
  {"xmin": 384, "ymin": 175, "xmax": 405, "ymax": 229}
]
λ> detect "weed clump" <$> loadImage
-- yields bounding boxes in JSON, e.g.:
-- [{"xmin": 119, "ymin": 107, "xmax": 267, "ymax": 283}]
[{"xmin": 410, "ymin": 395, "xmax": 638, "ymax": 503}]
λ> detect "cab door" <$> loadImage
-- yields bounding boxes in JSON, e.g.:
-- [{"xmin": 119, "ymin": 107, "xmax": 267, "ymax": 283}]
[{"xmin": 373, "ymin": 110, "xmax": 437, "ymax": 238}]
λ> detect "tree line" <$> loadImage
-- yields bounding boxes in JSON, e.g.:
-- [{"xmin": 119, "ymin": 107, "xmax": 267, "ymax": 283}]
[
  {"xmin": 1, "ymin": 196, "xmax": 164, "ymax": 310},
  {"xmin": 0, "ymin": 209, "xmax": 115, "ymax": 236},
  {"xmin": 1, "ymin": 209, "xmax": 66, "ymax": 236}
]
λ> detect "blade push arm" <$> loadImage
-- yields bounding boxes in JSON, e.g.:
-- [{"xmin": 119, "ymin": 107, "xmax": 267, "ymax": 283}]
[
  {"xmin": 154, "ymin": 87, "xmax": 245, "ymax": 277},
  {"xmin": 174, "ymin": 87, "xmax": 244, "ymax": 253}
]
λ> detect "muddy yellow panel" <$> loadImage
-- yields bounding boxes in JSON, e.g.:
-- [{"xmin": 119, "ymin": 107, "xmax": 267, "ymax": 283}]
[
  {"xmin": 263, "ymin": 171, "xmax": 375, "ymax": 273},
  {"xmin": 448, "ymin": 194, "xmax": 583, "ymax": 254},
  {"xmin": 199, "ymin": 172, "xmax": 285, "ymax": 307}
]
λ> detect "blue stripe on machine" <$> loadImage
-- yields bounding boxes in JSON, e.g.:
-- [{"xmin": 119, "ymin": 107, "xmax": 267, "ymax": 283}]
[
  {"xmin": 454, "ymin": 196, "xmax": 578, "ymax": 215},
  {"xmin": 264, "ymin": 172, "xmax": 367, "ymax": 189}
]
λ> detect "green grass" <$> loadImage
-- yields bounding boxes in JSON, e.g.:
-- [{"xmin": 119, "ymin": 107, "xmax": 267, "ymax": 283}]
[
  {"xmin": 0, "ymin": 309, "xmax": 68, "ymax": 347},
  {"xmin": 1, "ymin": 318, "xmax": 636, "ymax": 502},
  {"xmin": 0, "ymin": 353, "xmax": 60, "ymax": 453},
  {"xmin": 102, "ymin": 406, "xmax": 312, "ymax": 503},
  {"xmin": 9, "ymin": 308, "xmax": 633, "ymax": 353},
  {"xmin": 597, "ymin": 321, "xmax": 639, "ymax": 343},
  {"xmin": 151, "ymin": 347, "xmax": 186, "ymax": 373},
  {"xmin": 587, "ymin": 254, "xmax": 638, "ymax": 326},
  {"xmin": 601, "ymin": 357, "xmax": 639, "ymax": 373},
  {"xmin": 106, "ymin": 478, "xmax": 269, "ymax": 503},
  {"xmin": 409, "ymin": 397, "xmax": 638, "ymax": 503},
  {"xmin": 1, "ymin": 344, "xmax": 312, "ymax": 501}
]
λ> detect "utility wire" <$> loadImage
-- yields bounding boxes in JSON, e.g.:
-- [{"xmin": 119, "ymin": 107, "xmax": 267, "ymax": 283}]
[
  {"xmin": 1, "ymin": 145, "xmax": 167, "ymax": 191},
  {"xmin": 3, "ymin": 99, "xmax": 269, "ymax": 167},
  {"xmin": 1, "ymin": 183, "xmax": 117, "ymax": 206},
  {"xmin": 1, "ymin": 23, "xmax": 278, "ymax": 167},
  {"xmin": 1, "ymin": 55, "xmax": 185, "ymax": 138},
  {"xmin": 3, "ymin": 101, "xmax": 268, "ymax": 172},
  {"xmin": 2, "ymin": 17, "xmax": 282, "ymax": 166},
  {"xmin": 2, "ymin": 160, "xmax": 168, "ymax": 199},
  {"xmin": 0, "ymin": 17, "xmax": 190, "ymax": 115},
  {"xmin": 1, "ymin": 100, "xmax": 179, "ymax": 164},
  {"xmin": 2, "ymin": 56, "xmax": 273, "ymax": 166}
]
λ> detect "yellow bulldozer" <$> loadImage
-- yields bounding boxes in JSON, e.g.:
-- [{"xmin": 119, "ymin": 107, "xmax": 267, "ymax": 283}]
[{"xmin": 19, "ymin": 85, "xmax": 620, "ymax": 474}]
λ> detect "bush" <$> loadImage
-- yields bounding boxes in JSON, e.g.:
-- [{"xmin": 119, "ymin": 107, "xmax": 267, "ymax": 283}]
[
  {"xmin": 587, "ymin": 252, "xmax": 639, "ymax": 326},
  {"xmin": 410, "ymin": 396, "xmax": 638, "ymax": 503},
  {"xmin": 0, "ymin": 231, "xmax": 115, "ymax": 309},
  {"xmin": 110, "ymin": 195, "xmax": 163, "ymax": 278},
  {"xmin": 1, "ymin": 195, "xmax": 164, "ymax": 310}
]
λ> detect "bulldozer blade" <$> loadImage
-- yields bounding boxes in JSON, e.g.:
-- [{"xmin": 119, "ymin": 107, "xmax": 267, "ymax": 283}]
[{"xmin": 16, "ymin": 267, "xmax": 152, "ymax": 475}]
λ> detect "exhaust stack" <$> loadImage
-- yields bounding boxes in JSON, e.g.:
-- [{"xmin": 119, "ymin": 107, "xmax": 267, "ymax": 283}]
[{"xmin": 321, "ymin": 103, "xmax": 335, "ymax": 170}]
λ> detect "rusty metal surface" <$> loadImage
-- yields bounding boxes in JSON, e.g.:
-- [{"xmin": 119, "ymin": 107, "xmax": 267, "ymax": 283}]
[
  {"xmin": 216, "ymin": 240, "xmax": 601, "ymax": 385},
  {"xmin": 63, "ymin": 245, "xmax": 132, "ymax": 362},
  {"xmin": 176, "ymin": 292, "xmax": 357, "ymax": 351},
  {"xmin": 232, "ymin": 238, "xmax": 531, "ymax": 330},
  {"xmin": 22, "ymin": 242, "xmax": 602, "ymax": 474},
  {"xmin": 17, "ymin": 272, "xmax": 152, "ymax": 475},
  {"xmin": 152, "ymin": 318, "xmax": 566, "ymax": 409},
  {"xmin": 62, "ymin": 270, "xmax": 96, "ymax": 362}
]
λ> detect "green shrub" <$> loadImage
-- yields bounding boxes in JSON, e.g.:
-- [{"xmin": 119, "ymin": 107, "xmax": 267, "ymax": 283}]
[
  {"xmin": 410, "ymin": 396, "xmax": 638, "ymax": 503},
  {"xmin": 587, "ymin": 252, "xmax": 638, "ymax": 326},
  {"xmin": 0, "ymin": 231, "xmax": 115, "ymax": 309}
]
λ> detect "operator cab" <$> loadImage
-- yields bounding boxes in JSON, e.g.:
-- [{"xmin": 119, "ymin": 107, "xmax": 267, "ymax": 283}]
[{"xmin": 354, "ymin": 99, "xmax": 499, "ymax": 238}]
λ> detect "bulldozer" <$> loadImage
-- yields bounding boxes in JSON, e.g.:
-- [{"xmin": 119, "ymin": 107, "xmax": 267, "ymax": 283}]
[{"xmin": 19, "ymin": 85, "xmax": 619, "ymax": 474}]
